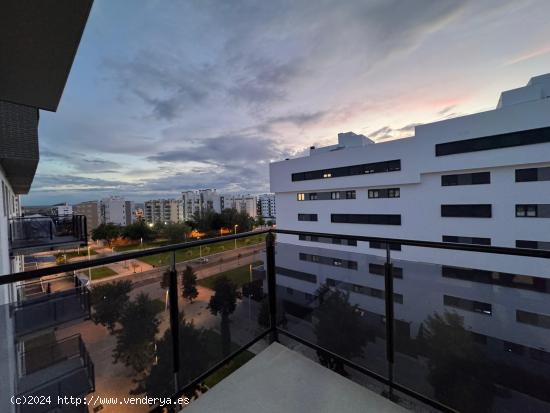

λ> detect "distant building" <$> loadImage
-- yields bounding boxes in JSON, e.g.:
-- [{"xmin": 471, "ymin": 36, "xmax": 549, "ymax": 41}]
[
  {"xmin": 101, "ymin": 196, "xmax": 127, "ymax": 225},
  {"xmin": 258, "ymin": 194, "xmax": 276, "ymax": 219},
  {"xmin": 144, "ymin": 199, "xmax": 183, "ymax": 224},
  {"xmin": 73, "ymin": 200, "xmax": 101, "ymax": 235},
  {"xmin": 181, "ymin": 189, "xmax": 221, "ymax": 221},
  {"xmin": 52, "ymin": 203, "xmax": 72, "ymax": 216},
  {"xmin": 223, "ymin": 194, "xmax": 258, "ymax": 218}
]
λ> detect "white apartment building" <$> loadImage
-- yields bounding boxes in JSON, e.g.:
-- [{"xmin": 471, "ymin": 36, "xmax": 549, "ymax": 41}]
[
  {"xmin": 181, "ymin": 189, "xmax": 221, "ymax": 221},
  {"xmin": 52, "ymin": 203, "xmax": 72, "ymax": 216},
  {"xmin": 258, "ymin": 193, "xmax": 276, "ymax": 219},
  {"xmin": 270, "ymin": 73, "xmax": 550, "ymax": 280},
  {"xmin": 100, "ymin": 196, "xmax": 127, "ymax": 226},
  {"xmin": 223, "ymin": 194, "xmax": 258, "ymax": 218},
  {"xmin": 268, "ymin": 75, "xmax": 550, "ymax": 398},
  {"xmin": 144, "ymin": 198, "xmax": 183, "ymax": 224}
]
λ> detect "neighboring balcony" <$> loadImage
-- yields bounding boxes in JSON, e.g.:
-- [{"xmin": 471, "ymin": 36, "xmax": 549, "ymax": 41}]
[
  {"xmin": 9, "ymin": 214, "xmax": 87, "ymax": 255},
  {"xmin": 12, "ymin": 284, "xmax": 91, "ymax": 338},
  {"xmin": 16, "ymin": 334, "xmax": 95, "ymax": 413}
]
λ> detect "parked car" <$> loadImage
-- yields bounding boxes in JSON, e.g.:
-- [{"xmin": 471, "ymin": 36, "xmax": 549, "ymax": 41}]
[{"xmin": 196, "ymin": 257, "xmax": 209, "ymax": 264}]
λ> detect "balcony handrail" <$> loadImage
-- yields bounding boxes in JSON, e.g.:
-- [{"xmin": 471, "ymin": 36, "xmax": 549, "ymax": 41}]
[
  {"xmin": 18, "ymin": 333, "xmax": 83, "ymax": 375},
  {"xmin": 2, "ymin": 227, "xmax": 549, "ymax": 285}
]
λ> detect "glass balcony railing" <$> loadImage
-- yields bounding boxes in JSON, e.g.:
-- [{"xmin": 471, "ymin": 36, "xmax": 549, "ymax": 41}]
[
  {"xmin": 8, "ymin": 215, "xmax": 87, "ymax": 254},
  {"xmin": 0, "ymin": 229, "xmax": 549, "ymax": 413}
]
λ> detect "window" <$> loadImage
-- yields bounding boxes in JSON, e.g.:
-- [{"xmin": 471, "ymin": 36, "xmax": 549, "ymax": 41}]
[
  {"xmin": 369, "ymin": 241, "xmax": 402, "ymax": 251},
  {"xmin": 515, "ymin": 166, "xmax": 550, "ymax": 182},
  {"xmin": 298, "ymin": 213, "xmax": 318, "ymax": 221},
  {"xmin": 299, "ymin": 253, "xmax": 358, "ymax": 270},
  {"xmin": 441, "ymin": 172, "xmax": 490, "ymax": 186},
  {"xmin": 299, "ymin": 234, "xmax": 357, "ymax": 246},
  {"xmin": 368, "ymin": 188, "xmax": 400, "ymax": 198},
  {"xmin": 516, "ymin": 204, "xmax": 550, "ymax": 218},
  {"xmin": 444, "ymin": 295, "xmax": 492, "ymax": 315},
  {"xmin": 292, "ymin": 159, "xmax": 401, "ymax": 181},
  {"xmin": 326, "ymin": 278, "xmax": 403, "ymax": 303},
  {"xmin": 369, "ymin": 263, "xmax": 403, "ymax": 278},
  {"xmin": 442, "ymin": 266, "xmax": 550, "ymax": 294},
  {"xmin": 297, "ymin": 190, "xmax": 356, "ymax": 201},
  {"xmin": 435, "ymin": 126, "xmax": 550, "ymax": 157},
  {"xmin": 331, "ymin": 214, "xmax": 401, "ymax": 225},
  {"xmin": 516, "ymin": 310, "xmax": 550, "ymax": 329},
  {"xmin": 276, "ymin": 267, "xmax": 317, "ymax": 283},
  {"xmin": 441, "ymin": 204, "xmax": 492, "ymax": 218},
  {"xmin": 442, "ymin": 236, "xmax": 491, "ymax": 245},
  {"xmin": 516, "ymin": 240, "xmax": 550, "ymax": 250}
]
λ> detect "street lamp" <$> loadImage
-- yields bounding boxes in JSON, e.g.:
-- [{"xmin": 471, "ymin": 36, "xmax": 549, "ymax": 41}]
[
  {"xmin": 198, "ymin": 236, "xmax": 202, "ymax": 258},
  {"xmin": 87, "ymin": 246, "xmax": 91, "ymax": 282},
  {"xmin": 234, "ymin": 224, "xmax": 238, "ymax": 250}
]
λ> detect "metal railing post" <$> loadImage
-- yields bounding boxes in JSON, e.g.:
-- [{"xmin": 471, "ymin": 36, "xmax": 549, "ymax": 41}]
[
  {"xmin": 168, "ymin": 250, "xmax": 180, "ymax": 393},
  {"xmin": 265, "ymin": 231, "xmax": 278, "ymax": 342},
  {"xmin": 384, "ymin": 243, "xmax": 395, "ymax": 400}
]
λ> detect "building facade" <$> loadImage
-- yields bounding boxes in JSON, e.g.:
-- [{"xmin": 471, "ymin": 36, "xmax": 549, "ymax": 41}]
[
  {"xmin": 181, "ymin": 189, "xmax": 221, "ymax": 221},
  {"xmin": 73, "ymin": 200, "xmax": 101, "ymax": 236},
  {"xmin": 100, "ymin": 196, "xmax": 127, "ymax": 226},
  {"xmin": 144, "ymin": 199, "xmax": 183, "ymax": 224},
  {"xmin": 258, "ymin": 193, "xmax": 276, "ymax": 220},
  {"xmin": 270, "ymin": 74, "xmax": 550, "ymax": 281}
]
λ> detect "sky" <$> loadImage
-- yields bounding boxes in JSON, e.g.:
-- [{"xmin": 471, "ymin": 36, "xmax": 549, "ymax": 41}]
[{"xmin": 25, "ymin": 0, "xmax": 550, "ymax": 205}]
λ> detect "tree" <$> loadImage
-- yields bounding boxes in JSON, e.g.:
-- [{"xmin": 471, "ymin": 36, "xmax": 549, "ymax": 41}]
[
  {"xmin": 90, "ymin": 280, "xmax": 132, "ymax": 333},
  {"xmin": 313, "ymin": 284, "xmax": 369, "ymax": 376},
  {"xmin": 257, "ymin": 299, "xmax": 270, "ymax": 329},
  {"xmin": 160, "ymin": 268, "xmax": 171, "ymax": 290},
  {"xmin": 163, "ymin": 222, "xmax": 190, "ymax": 244},
  {"xmin": 122, "ymin": 220, "xmax": 156, "ymax": 242},
  {"xmin": 255, "ymin": 216, "xmax": 265, "ymax": 227},
  {"xmin": 420, "ymin": 311, "xmax": 495, "ymax": 413},
  {"xmin": 113, "ymin": 293, "xmax": 163, "ymax": 373},
  {"xmin": 132, "ymin": 315, "xmax": 216, "ymax": 398},
  {"xmin": 208, "ymin": 276, "xmax": 238, "ymax": 357},
  {"xmin": 181, "ymin": 265, "xmax": 198, "ymax": 303},
  {"xmin": 91, "ymin": 223, "xmax": 121, "ymax": 247}
]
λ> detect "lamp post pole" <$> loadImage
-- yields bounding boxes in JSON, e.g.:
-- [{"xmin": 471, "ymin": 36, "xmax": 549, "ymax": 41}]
[{"xmin": 234, "ymin": 224, "xmax": 238, "ymax": 250}]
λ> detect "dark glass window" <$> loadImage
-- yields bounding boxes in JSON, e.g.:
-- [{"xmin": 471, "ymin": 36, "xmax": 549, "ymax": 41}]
[
  {"xmin": 298, "ymin": 213, "xmax": 318, "ymax": 221},
  {"xmin": 326, "ymin": 278, "xmax": 403, "ymax": 303},
  {"xmin": 515, "ymin": 167, "xmax": 550, "ymax": 182},
  {"xmin": 441, "ymin": 204, "xmax": 492, "ymax": 218},
  {"xmin": 299, "ymin": 234, "xmax": 357, "ymax": 246},
  {"xmin": 299, "ymin": 253, "xmax": 358, "ymax": 270},
  {"xmin": 369, "ymin": 263, "xmax": 403, "ymax": 278},
  {"xmin": 442, "ymin": 236, "xmax": 491, "ymax": 245},
  {"xmin": 297, "ymin": 190, "xmax": 356, "ymax": 201},
  {"xmin": 444, "ymin": 295, "xmax": 492, "ymax": 315},
  {"xmin": 276, "ymin": 266, "xmax": 317, "ymax": 283},
  {"xmin": 441, "ymin": 172, "xmax": 490, "ymax": 186},
  {"xmin": 369, "ymin": 241, "xmax": 402, "ymax": 251},
  {"xmin": 368, "ymin": 188, "xmax": 400, "ymax": 198},
  {"xmin": 331, "ymin": 214, "xmax": 401, "ymax": 225},
  {"xmin": 441, "ymin": 266, "xmax": 550, "ymax": 294},
  {"xmin": 292, "ymin": 159, "xmax": 401, "ymax": 181},
  {"xmin": 515, "ymin": 204, "xmax": 550, "ymax": 217},
  {"xmin": 435, "ymin": 126, "xmax": 550, "ymax": 156},
  {"xmin": 516, "ymin": 240, "xmax": 550, "ymax": 250},
  {"xmin": 516, "ymin": 310, "xmax": 550, "ymax": 329}
]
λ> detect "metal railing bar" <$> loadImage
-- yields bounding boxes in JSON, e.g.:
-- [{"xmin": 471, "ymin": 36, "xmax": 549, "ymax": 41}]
[
  {"xmin": 276, "ymin": 328, "xmax": 458, "ymax": 413},
  {"xmin": 0, "ymin": 229, "xmax": 270, "ymax": 284},
  {"xmin": 150, "ymin": 328, "xmax": 272, "ymax": 412}
]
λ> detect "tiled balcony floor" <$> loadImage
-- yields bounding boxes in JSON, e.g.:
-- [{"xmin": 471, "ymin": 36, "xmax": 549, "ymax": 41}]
[{"xmin": 186, "ymin": 342, "xmax": 408, "ymax": 413}]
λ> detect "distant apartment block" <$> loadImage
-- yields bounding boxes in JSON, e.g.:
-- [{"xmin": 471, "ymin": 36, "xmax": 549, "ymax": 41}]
[
  {"xmin": 73, "ymin": 200, "xmax": 101, "ymax": 235},
  {"xmin": 181, "ymin": 189, "xmax": 221, "ymax": 221},
  {"xmin": 258, "ymin": 193, "xmax": 276, "ymax": 219},
  {"xmin": 223, "ymin": 194, "xmax": 258, "ymax": 218},
  {"xmin": 51, "ymin": 203, "xmax": 72, "ymax": 216},
  {"xmin": 100, "ymin": 196, "xmax": 127, "ymax": 225},
  {"xmin": 144, "ymin": 199, "xmax": 183, "ymax": 224}
]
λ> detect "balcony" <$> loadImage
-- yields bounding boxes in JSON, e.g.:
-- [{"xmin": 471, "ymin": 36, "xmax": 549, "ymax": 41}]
[
  {"xmin": 0, "ymin": 229, "xmax": 549, "ymax": 413},
  {"xmin": 9, "ymin": 215, "xmax": 87, "ymax": 254},
  {"xmin": 16, "ymin": 334, "xmax": 94, "ymax": 413},
  {"xmin": 12, "ymin": 283, "xmax": 91, "ymax": 337}
]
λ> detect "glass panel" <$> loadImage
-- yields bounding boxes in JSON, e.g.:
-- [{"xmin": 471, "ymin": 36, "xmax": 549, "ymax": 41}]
[{"xmin": 392, "ymin": 249, "xmax": 550, "ymax": 413}]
